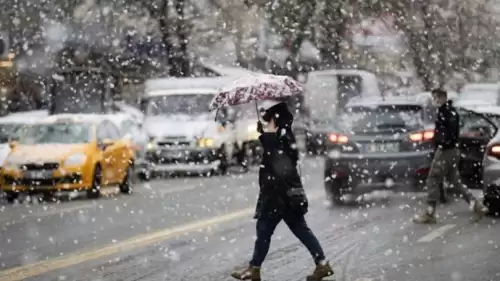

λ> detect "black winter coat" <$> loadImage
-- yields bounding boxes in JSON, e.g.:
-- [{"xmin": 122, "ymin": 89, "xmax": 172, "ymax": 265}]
[
  {"xmin": 434, "ymin": 100, "xmax": 460, "ymax": 150},
  {"xmin": 254, "ymin": 130, "xmax": 308, "ymax": 219}
]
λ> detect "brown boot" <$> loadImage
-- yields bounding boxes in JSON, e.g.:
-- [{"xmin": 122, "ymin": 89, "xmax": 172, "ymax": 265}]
[
  {"xmin": 306, "ymin": 261, "xmax": 334, "ymax": 281},
  {"xmin": 412, "ymin": 212, "xmax": 437, "ymax": 224},
  {"xmin": 471, "ymin": 200, "xmax": 489, "ymax": 221},
  {"xmin": 231, "ymin": 266, "xmax": 261, "ymax": 281}
]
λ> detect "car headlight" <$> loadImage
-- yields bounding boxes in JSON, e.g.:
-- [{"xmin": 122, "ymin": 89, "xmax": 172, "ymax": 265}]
[
  {"xmin": 63, "ymin": 153, "xmax": 87, "ymax": 167},
  {"xmin": 247, "ymin": 124, "xmax": 257, "ymax": 133},
  {"xmin": 198, "ymin": 138, "xmax": 215, "ymax": 148},
  {"xmin": 3, "ymin": 163, "xmax": 20, "ymax": 171},
  {"xmin": 3, "ymin": 158, "xmax": 22, "ymax": 170},
  {"xmin": 146, "ymin": 141, "xmax": 157, "ymax": 151}
]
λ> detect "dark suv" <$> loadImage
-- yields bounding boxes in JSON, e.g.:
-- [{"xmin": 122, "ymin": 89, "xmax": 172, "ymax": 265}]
[
  {"xmin": 323, "ymin": 97, "xmax": 436, "ymax": 204},
  {"xmin": 323, "ymin": 97, "xmax": 499, "ymax": 205}
]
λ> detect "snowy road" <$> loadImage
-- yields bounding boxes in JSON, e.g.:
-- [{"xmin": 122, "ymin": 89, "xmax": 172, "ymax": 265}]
[{"xmin": 0, "ymin": 158, "xmax": 499, "ymax": 281}]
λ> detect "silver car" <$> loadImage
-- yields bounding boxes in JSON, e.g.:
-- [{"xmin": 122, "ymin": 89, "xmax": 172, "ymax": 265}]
[{"xmin": 478, "ymin": 107, "xmax": 500, "ymax": 215}]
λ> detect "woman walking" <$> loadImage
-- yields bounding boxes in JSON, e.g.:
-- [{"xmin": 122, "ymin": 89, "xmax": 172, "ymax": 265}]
[{"xmin": 231, "ymin": 102, "xmax": 333, "ymax": 281}]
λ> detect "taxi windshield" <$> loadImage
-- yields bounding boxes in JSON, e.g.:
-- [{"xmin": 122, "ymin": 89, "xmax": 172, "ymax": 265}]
[
  {"xmin": 20, "ymin": 123, "xmax": 92, "ymax": 145},
  {"xmin": 0, "ymin": 124, "xmax": 23, "ymax": 143}
]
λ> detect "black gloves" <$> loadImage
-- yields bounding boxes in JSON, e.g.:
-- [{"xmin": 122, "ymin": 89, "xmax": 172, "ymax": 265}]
[{"xmin": 257, "ymin": 121, "xmax": 264, "ymax": 134}]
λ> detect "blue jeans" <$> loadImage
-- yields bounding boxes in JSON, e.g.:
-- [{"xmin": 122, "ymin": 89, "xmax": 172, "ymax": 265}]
[{"xmin": 250, "ymin": 213, "xmax": 325, "ymax": 267}]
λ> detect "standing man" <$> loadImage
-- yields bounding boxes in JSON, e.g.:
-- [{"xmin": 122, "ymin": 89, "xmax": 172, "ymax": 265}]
[{"xmin": 413, "ymin": 89, "xmax": 488, "ymax": 224}]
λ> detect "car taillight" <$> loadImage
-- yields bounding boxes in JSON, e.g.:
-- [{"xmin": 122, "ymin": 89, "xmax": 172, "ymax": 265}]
[
  {"xmin": 409, "ymin": 130, "xmax": 434, "ymax": 142},
  {"xmin": 488, "ymin": 144, "xmax": 500, "ymax": 158},
  {"xmin": 328, "ymin": 133, "xmax": 349, "ymax": 144}
]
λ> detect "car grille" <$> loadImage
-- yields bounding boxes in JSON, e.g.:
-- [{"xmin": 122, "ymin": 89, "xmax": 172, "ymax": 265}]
[
  {"xmin": 150, "ymin": 150, "xmax": 217, "ymax": 164},
  {"xmin": 4, "ymin": 174, "xmax": 82, "ymax": 186},
  {"xmin": 157, "ymin": 141, "xmax": 191, "ymax": 147},
  {"xmin": 157, "ymin": 137, "xmax": 192, "ymax": 147},
  {"xmin": 21, "ymin": 163, "xmax": 59, "ymax": 171}
]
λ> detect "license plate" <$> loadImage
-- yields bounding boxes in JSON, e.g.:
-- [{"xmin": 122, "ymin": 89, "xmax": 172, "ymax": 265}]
[
  {"xmin": 161, "ymin": 151, "xmax": 183, "ymax": 159},
  {"xmin": 24, "ymin": 170, "xmax": 52, "ymax": 179},
  {"xmin": 362, "ymin": 142, "xmax": 399, "ymax": 153}
]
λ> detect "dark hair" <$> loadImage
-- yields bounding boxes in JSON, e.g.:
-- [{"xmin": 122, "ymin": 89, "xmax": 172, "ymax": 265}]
[
  {"xmin": 431, "ymin": 88, "xmax": 447, "ymax": 99},
  {"xmin": 262, "ymin": 102, "xmax": 293, "ymax": 128}
]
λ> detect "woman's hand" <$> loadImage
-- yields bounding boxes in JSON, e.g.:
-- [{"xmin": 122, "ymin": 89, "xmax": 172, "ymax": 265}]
[{"xmin": 257, "ymin": 121, "xmax": 264, "ymax": 134}]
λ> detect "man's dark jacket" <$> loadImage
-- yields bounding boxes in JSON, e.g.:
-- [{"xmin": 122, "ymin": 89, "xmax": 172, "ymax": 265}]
[{"xmin": 434, "ymin": 100, "xmax": 460, "ymax": 150}]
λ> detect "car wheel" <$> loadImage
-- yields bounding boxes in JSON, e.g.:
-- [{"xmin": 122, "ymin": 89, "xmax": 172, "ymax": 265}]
[
  {"xmin": 87, "ymin": 165, "xmax": 102, "ymax": 199},
  {"xmin": 325, "ymin": 179, "xmax": 350, "ymax": 205},
  {"xmin": 119, "ymin": 164, "xmax": 133, "ymax": 194},
  {"xmin": 5, "ymin": 192, "xmax": 19, "ymax": 203},
  {"xmin": 138, "ymin": 164, "xmax": 152, "ymax": 182},
  {"xmin": 484, "ymin": 197, "xmax": 500, "ymax": 216}
]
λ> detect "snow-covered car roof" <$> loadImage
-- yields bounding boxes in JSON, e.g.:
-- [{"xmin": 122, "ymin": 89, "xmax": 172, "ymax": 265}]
[
  {"xmin": 461, "ymin": 83, "xmax": 500, "ymax": 92},
  {"xmin": 101, "ymin": 113, "xmax": 137, "ymax": 127},
  {"xmin": 146, "ymin": 88, "xmax": 216, "ymax": 97},
  {"xmin": 346, "ymin": 96, "xmax": 423, "ymax": 108},
  {"xmin": 40, "ymin": 114, "xmax": 109, "ymax": 124},
  {"xmin": 145, "ymin": 76, "xmax": 239, "ymax": 93},
  {"xmin": 455, "ymin": 99, "xmax": 492, "ymax": 109},
  {"xmin": 0, "ymin": 110, "xmax": 49, "ymax": 124},
  {"xmin": 113, "ymin": 101, "xmax": 144, "ymax": 121}
]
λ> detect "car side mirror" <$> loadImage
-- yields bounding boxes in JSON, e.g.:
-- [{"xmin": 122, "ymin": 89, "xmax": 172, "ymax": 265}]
[
  {"xmin": 8, "ymin": 141, "xmax": 18, "ymax": 149},
  {"xmin": 99, "ymin": 139, "xmax": 115, "ymax": 150}
]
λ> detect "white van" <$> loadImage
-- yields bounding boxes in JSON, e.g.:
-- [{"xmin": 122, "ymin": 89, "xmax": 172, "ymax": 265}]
[
  {"xmin": 303, "ymin": 69, "xmax": 382, "ymax": 121},
  {"xmin": 141, "ymin": 77, "xmax": 258, "ymax": 174}
]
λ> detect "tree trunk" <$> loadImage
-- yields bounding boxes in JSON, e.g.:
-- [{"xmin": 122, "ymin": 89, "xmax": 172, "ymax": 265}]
[
  {"xmin": 319, "ymin": 1, "xmax": 345, "ymax": 68},
  {"xmin": 172, "ymin": 0, "xmax": 190, "ymax": 77},
  {"xmin": 420, "ymin": 4, "xmax": 434, "ymax": 91},
  {"xmin": 234, "ymin": 15, "xmax": 248, "ymax": 68},
  {"xmin": 285, "ymin": 0, "xmax": 316, "ymax": 78},
  {"xmin": 154, "ymin": 0, "xmax": 174, "ymax": 73}
]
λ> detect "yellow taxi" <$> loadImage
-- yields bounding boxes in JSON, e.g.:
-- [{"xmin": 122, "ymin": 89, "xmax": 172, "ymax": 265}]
[{"xmin": 1, "ymin": 114, "xmax": 135, "ymax": 202}]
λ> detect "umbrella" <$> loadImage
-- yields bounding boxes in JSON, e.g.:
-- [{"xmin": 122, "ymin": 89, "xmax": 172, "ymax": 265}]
[{"xmin": 208, "ymin": 74, "xmax": 303, "ymax": 112}]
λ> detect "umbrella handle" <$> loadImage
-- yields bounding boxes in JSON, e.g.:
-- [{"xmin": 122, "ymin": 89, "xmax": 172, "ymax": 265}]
[
  {"xmin": 215, "ymin": 108, "xmax": 220, "ymax": 121},
  {"xmin": 254, "ymin": 101, "xmax": 260, "ymax": 121}
]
